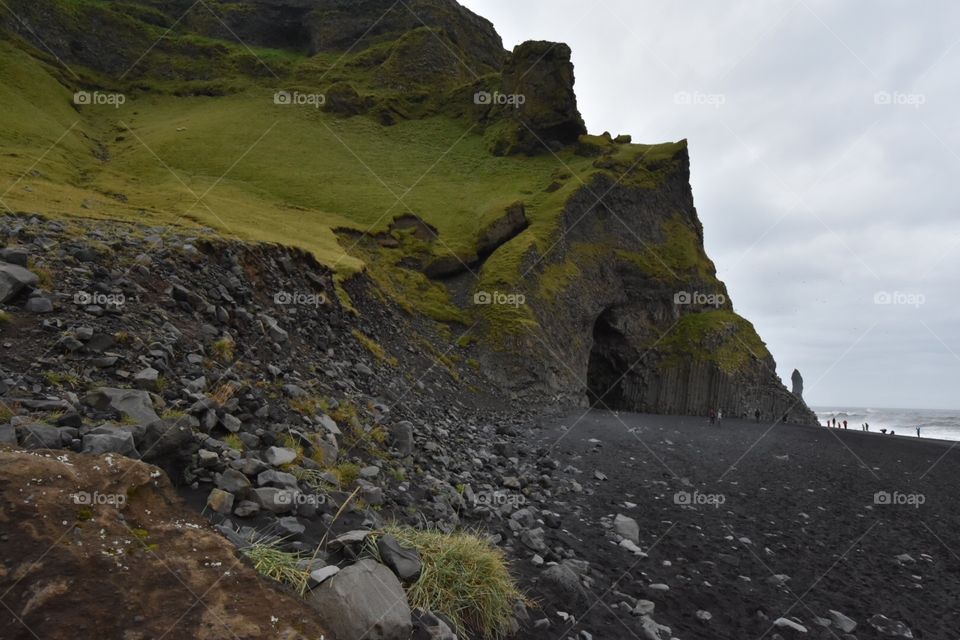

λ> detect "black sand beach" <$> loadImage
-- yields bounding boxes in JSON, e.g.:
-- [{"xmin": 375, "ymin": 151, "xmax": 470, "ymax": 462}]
[{"xmin": 516, "ymin": 411, "xmax": 960, "ymax": 639}]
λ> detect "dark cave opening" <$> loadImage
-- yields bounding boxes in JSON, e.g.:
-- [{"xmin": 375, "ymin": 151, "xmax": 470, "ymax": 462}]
[{"xmin": 586, "ymin": 309, "xmax": 630, "ymax": 409}]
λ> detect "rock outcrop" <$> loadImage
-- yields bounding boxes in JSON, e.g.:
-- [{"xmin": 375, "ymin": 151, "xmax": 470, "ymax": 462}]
[
  {"xmin": 791, "ymin": 368, "xmax": 804, "ymax": 398},
  {"xmin": 483, "ymin": 41, "xmax": 588, "ymax": 155},
  {"xmin": 479, "ymin": 144, "xmax": 819, "ymax": 424},
  {"xmin": 0, "ymin": 450, "xmax": 330, "ymax": 639}
]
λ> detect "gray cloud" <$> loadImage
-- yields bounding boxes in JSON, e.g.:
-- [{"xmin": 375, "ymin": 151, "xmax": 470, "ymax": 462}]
[{"xmin": 462, "ymin": 0, "xmax": 960, "ymax": 409}]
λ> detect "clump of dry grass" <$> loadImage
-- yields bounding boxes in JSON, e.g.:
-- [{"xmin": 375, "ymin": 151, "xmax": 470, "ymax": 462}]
[{"xmin": 371, "ymin": 526, "xmax": 529, "ymax": 639}]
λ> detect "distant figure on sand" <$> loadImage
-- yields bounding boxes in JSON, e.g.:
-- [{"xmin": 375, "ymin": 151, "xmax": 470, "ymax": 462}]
[
  {"xmin": 782, "ymin": 413, "xmax": 788, "ymax": 424},
  {"xmin": 832, "ymin": 418, "xmax": 837, "ymax": 428},
  {"xmin": 881, "ymin": 428, "xmax": 888, "ymax": 434},
  {"xmin": 917, "ymin": 426, "xmax": 921, "ymax": 438},
  {"xmin": 755, "ymin": 408, "xmax": 761, "ymax": 423},
  {"xmin": 717, "ymin": 409, "xmax": 723, "ymax": 426},
  {"xmin": 709, "ymin": 408, "xmax": 716, "ymax": 424},
  {"xmin": 843, "ymin": 420, "xmax": 848, "ymax": 430},
  {"xmin": 865, "ymin": 422, "xmax": 870, "ymax": 432}
]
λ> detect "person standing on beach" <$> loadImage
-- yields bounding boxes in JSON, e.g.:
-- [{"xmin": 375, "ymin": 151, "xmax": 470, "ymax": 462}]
[
  {"xmin": 917, "ymin": 426, "xmax": 921, "ymax": 438},
  {"xmin": 717, "ymin": 409, "xmax": 723, "ymax": 426},
  {"xmin": 709, "ymin": 408, "xmax": 715, "ymax": 425},
  {"xmin": 866, "ymin": 422, "xmax": 870, "ymax": 432},
  {"xmin": 755, "ymin": 408, "xmax": 761, "ymax": 423},
  {"xmin": 843, "ymin": 420, "xmax": 848, "ymax": 430}
]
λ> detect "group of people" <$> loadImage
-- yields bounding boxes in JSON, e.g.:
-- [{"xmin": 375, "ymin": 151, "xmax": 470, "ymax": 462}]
[
  {"xmin": 824, "ymin": 417, "xmax": 922, "ymax": 438},
  {"xmin": 707, "ymin": 408, "xmax": 787, "ymax": 426}
]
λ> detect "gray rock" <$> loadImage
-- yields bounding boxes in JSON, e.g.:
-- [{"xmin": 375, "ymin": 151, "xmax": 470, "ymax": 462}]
[
  {"xmin": 233, "ymin": 500, "xmax": 260, "ymax": 517},
  {"xmin": 614, "ymin": 514, "xmax": 639, "ymax": 544},
  {"xmin": 0, "ymin": 423, "xmax": 16, "ymax": 446},
  {"xmin": 540, "ymin": 561, "xmax": 588, "ymax": 603},
  {"xmin": 198, "ymin": 449, "xmax": 219, "ymax": 467},
  {"xmin": 206, "ymin": 488, "xmax": 234, "ymax": 514},
  {"xmin": 412, "ymin": 609, "xmax": 457, "ymax": 640},
  {"xmin": 521, "ymin": 527, "xmax": 546, "ymax": 551},
  {"xmin": 773, "ymin": 618, "xmax": 807, "ymax": 633},
  {"xmin": 309, "ymin": 565, "xmax": 340, "ymax": 586},
  {"xmin": 84, "ymin": 388, "xmax": 160, "ymax": 424},
  {"xmin": 135, "ymin": 418, "xmax": 192, "ymax": 463},
  {"xmin": 19, "ymin": 423, "xmax": 64, "ymax": 449},
  {"xmin": 318, "ymin": 414, "xmax": 341, "ymax": 435},
  {"xmin": 0, "ymin": 262, "xmax": 39, "ymax": 303},
  {"xmin": 328, "ymin": 530, "xmax": 371, "ymax": 552},
  {"xmin": 217, "ymin": 469, "xmax": 252, "ymax": 495},
  {"xmin": 221, "ymin": 413, "xmax": 242, "ymax": 433},
  {"xmin": 133, "ymin": 368, "xmax": 160, "ymax": 391},
  {"xmin": 311, "ymin": 438, "xmax": 338, "ymax": 466},
  {"xmin": 638, "ymin": 614, "xmax": 672, "ymax": 640},
  {"xmin": 632, "ymin": 600, "xmax": 655, "ymax": 616},
  {"xmin": 257, "ymin": 469, "xmax": 298, "ymax": 489},
  {"xmin": 275, "ymin": 516, "xmax": 306, "ymax": 538},
  {"xmin": 0, "ymin": 248, "xmax": 28, "ymax": 266},
  {"xmin": 82, "ymin": 426, "xmax": 140, "ymax": 458},
  {"xmin": 868, "ymin": 614, "xmax": 913, "ymax": 638},
  {"xmin": 24, "ymin": 295, "xmax": 53, "ymax": 313},
  {"xmin": 307, "ymin": 559, "xmax": 412, "ymax": 640},
  {"xmin": 264, "ymin": 446, "xmax": 297, "ymax": 466},
  {"xmin": 251, "ymin": 487, "xmax": 295, "ymax": 513},
  {"xmin": 389, "ymin": 420, "xmax": 414, "ymax": 455},
  {"xmin": 828, "ymin": 610, "xmax": 857, "ymax": 633},
  {"xmin": 376, "ymin": 534, "xmax": 423, "ymax": 583}
]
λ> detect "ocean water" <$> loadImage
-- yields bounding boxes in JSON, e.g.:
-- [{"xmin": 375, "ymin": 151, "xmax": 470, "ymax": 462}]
[{"xmin": 813, "ymin": 407, "xmax": 960, "ymax": 441}]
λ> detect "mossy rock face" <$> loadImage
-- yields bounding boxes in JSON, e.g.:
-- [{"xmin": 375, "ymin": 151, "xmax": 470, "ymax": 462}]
[
  {"xmin": 483, "ymin": 40, "xmax": 587, "ymax": 156},
  {"xmin": 323, "ymin": 82, "xmax": 367, "ymax": 116},
  {"xmin": 305, "ymin": 0, "xmax": 506, "ymax": 71},
  {"xmin": 375, "ymin": 27, "xmax": 472, "ymax": 93}
]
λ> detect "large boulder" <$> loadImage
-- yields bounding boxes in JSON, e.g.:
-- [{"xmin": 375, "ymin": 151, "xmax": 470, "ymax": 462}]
[
  {"xmin": 18, "ymin": 423, "xmax": 65, "ymax": 449},
  {"xmin": 82, "ymin": 425, "xmax": 140, "ymax": 458},
  {"xmin": 84, "ymin": 388, "xmax": 160, "ymax": 424},
  {"xmin": 0, "ymin": 262, "xmax": 39, "ymax": 303},
  {"xmin": 307, "ymin": 558, "xmax": 412, "ymax": 640}
]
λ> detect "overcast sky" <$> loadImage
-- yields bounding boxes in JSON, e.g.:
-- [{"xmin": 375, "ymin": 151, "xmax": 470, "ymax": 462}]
[{"xmin": 460, "ymin": 0, "xmax": 960, "ymax": 410}]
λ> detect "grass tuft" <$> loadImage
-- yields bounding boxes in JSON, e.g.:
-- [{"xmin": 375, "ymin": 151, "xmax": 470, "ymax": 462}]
[
  {"xmin": 376, "ymin": 525, "xmax": 529, "ymax": 639},
  {"xmin": 211, "ymin": 337, "xmax": 236, "ymax": 363},
  {"xmin": 241, "ymin": 538, "xmax": 311, "ymax": 595}
]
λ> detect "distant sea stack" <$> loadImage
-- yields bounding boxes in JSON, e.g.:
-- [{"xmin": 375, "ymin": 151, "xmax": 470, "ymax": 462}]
[{"xmin": 792, "ymin": 369, "xmax": 804, "ymax": 398}]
